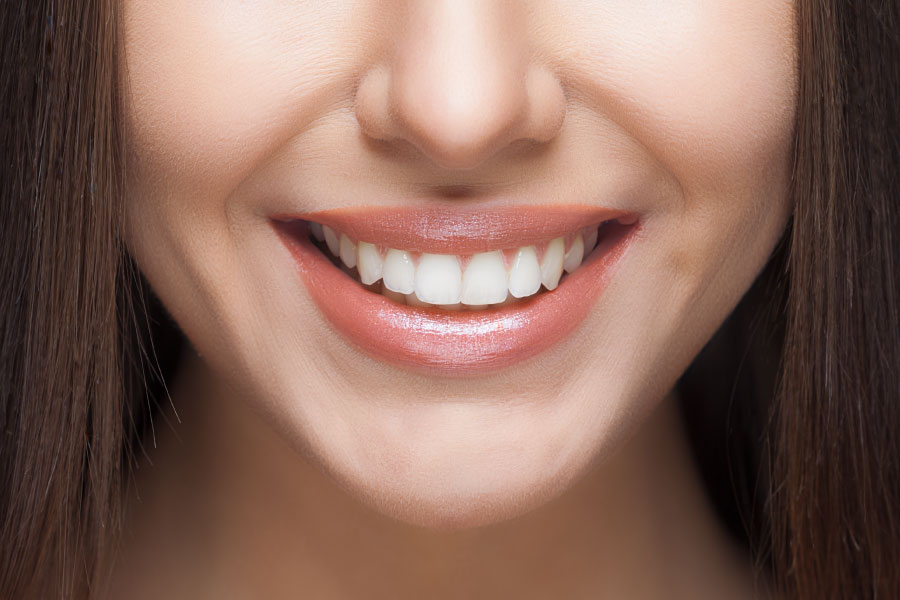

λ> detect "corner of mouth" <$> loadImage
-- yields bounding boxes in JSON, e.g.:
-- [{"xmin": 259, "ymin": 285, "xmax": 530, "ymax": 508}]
[
  {"xmin": 271, "ymin": 206, "xmax": 640, "ymax": 373},
  {"xmin": 273, "ymin": 206, "xmax": 640, "ymax": 312}
]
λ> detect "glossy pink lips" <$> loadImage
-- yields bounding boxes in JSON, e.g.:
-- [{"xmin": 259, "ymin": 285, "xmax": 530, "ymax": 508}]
[{"xmin": 274, "ymin": 207, "xmax": 639, "ymax": 375}]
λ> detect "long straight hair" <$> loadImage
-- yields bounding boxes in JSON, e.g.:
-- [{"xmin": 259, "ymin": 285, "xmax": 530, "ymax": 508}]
[
  {"xmin": 1, "ymin": 1, "xmax": 124, "ymax": 597},
  {"xmin": 2, "ymin": 0, "xmax": 898, "ymax": 598}
]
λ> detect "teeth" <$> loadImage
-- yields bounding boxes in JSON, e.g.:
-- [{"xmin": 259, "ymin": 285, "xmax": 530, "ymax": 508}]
[
  {"xmin": 357, "ymin": 241, "xmax": 383, "ymax": 285},
  {"xmin": 405, "ymin": 293, "xmax": 433, "ymax": 308},
  {"xmin": 563, "ymin": 235, "xmax": 584, "ymax": 274},
  {"xmin": 461, "ymin": 251, "xmax": 508, "ymax": 305},
  {"xmin": 508, "ymin": 246, "xmax": 542, "ymax": 298},
  {"xmin": 495, "ymin": 295, "xmax": 518, "ymax": 307},
  {"xmin": 339, "ymin": 234, "xmax": 357, "ymax": 269},
  {"xmin": 380, "ymin": 283, "xmax": 406, "ymax": 304},
  {"xmin": 309, "ymin": 222, "xmax": 325, "ymax": 242},
  {"xmin": 310, "ymin": 221, "xmax": 611, "ymax": 308},
  {"xmin": 539, "ymin": 237, "xmax": 565, "ymax": 291},
  {"xmin": 383, "ymin": 249, "xmax": 416, "ymax": 294},
  {"xmin": 415, "ymin": 253, "xmax": 462, "ymax": 304},
  {"xmin": 323, "ymin": 225, "xmax": 341, "ymax": 257}
]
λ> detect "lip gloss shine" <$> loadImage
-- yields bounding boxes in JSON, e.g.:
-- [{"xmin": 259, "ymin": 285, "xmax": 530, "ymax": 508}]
[{"xmin": 273, "ymin": 208, "xmax": 640, "ymax": 375}]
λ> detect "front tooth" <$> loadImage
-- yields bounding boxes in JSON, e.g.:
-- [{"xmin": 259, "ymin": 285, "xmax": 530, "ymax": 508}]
[
  {"xmin": 583, "ymin": 226, "xmax": 599, "ymax": 255},
  {"xmin": 357, "ymin": 242, "xmax": 383, "ymax": 285},
  {"xmin": 563, "ymin": 235, "xmax": 584, "ymax": 273},
  {"xmin": 383, "ymin": 249, "xmax": 415, "ymax": 294},
  {"xmin": 415, "ymin": 253, "xmax": 462, "ymax": 304},
  {"xmin": 405, "ymin": 293, "xmax": 433, "ymax": 308},
  {"xmin": 494, "ymin": 295, "xmax": 518, "ymax": 307},
  {"xmin": 380, "ymin": 283, "xmax": 406, "ymax": 305},
  {"xmin": 460, "ymin": 251, "xmax": 508, "ymax": 305},
  {"xmin": 540, "ymin": 237, "xmax": 565, "ymax": 291},
  {"xmin": 309, "ymin": 221, "xmax": 325, "ymax": 242},
  {"xmin": 323, "ymin": 225, "xmax": 341, "ymax": 257},
  {"xmin": 339, "ymin": 234, "xmax": 357, "ymax": 268},
  {"xmin": 508, "ymin": 246, "xmax": 542, "ymax": 298}
]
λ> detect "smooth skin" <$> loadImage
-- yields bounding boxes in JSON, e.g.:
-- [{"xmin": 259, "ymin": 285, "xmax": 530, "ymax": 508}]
[{"xmin": 111, "ymin": 1, "xmax": 795, "ymax": 598}]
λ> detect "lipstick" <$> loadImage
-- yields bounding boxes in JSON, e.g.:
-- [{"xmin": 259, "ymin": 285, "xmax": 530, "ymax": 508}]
[{"xmin": 273, "ymin": 206, "xmax": 640, "ymax": 375}]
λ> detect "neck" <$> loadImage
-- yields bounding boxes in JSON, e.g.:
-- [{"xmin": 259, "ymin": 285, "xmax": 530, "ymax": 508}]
[{"xmin": 109, "ymin": 349, "xmax": 759, "ymax": 599}]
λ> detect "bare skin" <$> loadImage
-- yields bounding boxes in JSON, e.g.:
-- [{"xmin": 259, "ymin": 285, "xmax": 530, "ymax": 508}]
[
  {"xmin": 107, "ymin": 350, "xmax": 760, "ymax": 600},
  {"xmin": 110, "ymin": 1, "xmax": 795, "ymax": 597}
]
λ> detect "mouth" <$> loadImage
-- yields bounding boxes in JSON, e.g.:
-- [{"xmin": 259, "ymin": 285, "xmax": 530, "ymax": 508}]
[{"xmin": 273, "ymin": 205, "xmax": 640, "ymax": 375}]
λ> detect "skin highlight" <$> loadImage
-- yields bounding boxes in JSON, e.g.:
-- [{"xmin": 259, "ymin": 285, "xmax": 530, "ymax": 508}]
[{"xmin": 111, "ymin": 1, "xmax": 796, "ymax": 597}]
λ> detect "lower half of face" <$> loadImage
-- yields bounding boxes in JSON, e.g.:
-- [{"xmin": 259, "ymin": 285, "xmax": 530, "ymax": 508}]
[{"xmin": 122, "ymin": 0, "xmax": 796, "ymax": 527}]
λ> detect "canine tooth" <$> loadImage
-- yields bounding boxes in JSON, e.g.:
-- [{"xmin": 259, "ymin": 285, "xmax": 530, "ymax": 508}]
[
  {"xmin": 540, "ymin": 237, "xmax": 565, "ymax": 291},
  {"xmin": 405, "ymin": 293, "xmax": 433, "ymax": 308},
  {"xmin": 415, "ymin": 253, "xmax": 462, "ymax": 304},
  {"xmin": 357, "ymin": 242, "xmax": 383, "ymax": 285},
  {"xmin": 583, "ymin": 226, "xmax": 599, "ymax": 255},
  {"xmin": 380, "ymin": 283, "xmax": 406, "ymax": 305},
  {"xmin": 323, "ymin": 225, "xmax": 341, "ymax": 257},
  {"xmin": 309, "ymin": 221, "xmax": 325, "ymax": 242},
  {"xmin": 508, "ymin": 246, "xmax": 541, "ymax": 298},
  {"xmin": 339, "ymin": 234, "xmax": 357, "ymax": 269},
  {"xmin": 383, "ymin": 249, "xmax": 415, "ymax": 294},
  {"xmin": 460, "ymin": 250, "xmax": 508, "ymax": 305},
  {"xmin": 564, "ymin": 235, "xmax": 584, "ymax": 273}
]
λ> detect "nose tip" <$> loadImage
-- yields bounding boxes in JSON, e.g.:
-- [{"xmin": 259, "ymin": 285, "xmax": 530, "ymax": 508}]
[{"xmin": 354, "ymin": 2, "xmax": 566, "ymax": 171}]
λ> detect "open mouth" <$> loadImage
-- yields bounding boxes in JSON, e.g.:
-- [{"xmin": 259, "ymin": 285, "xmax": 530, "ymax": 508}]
[
  {"xmin": 273, "ymin": 206, "xmax": 640, "ymax": 374},
  {"xmin": 304, "ymin": 218, "xmax": 623, "ymax": 310}
]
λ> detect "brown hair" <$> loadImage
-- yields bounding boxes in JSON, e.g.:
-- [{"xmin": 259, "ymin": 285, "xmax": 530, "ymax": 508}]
[{"xmin": 1, "ymin": 0, "xmax": 898, "ymax": 598}]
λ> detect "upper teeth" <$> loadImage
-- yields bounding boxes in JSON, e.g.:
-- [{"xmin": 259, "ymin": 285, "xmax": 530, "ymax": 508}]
[{"xmin": 307, "ymin": 221, "xmax": 600, "ymax": 308}]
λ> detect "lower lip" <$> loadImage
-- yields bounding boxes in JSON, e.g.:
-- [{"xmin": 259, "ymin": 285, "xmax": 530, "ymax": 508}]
[{"xmin": 274, "ymin": 221, "xmax": 639, "ymax": 375}]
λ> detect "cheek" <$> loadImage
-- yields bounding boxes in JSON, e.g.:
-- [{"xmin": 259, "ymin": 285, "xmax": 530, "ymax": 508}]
[
  {"xmin": 121, "ymin": 1, "xmax": 356, "ymax": 202},
  {"xmin": 559, "ymin": 0, "xmax": 796, "ymax": 196},
  {"xmin": 586, "ymin": 1, "xmax": 796, "ymax": 291}
]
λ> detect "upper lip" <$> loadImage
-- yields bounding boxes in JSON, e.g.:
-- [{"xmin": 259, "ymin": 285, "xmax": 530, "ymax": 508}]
[{"xmin": 271, "ymin": 204, "xmax": 638, "ymax": 254}]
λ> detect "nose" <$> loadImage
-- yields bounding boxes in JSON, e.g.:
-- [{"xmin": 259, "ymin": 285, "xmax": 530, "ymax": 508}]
[{"xmin": 354, "ymin": 0, "xmax": 566, "ymax": 171}]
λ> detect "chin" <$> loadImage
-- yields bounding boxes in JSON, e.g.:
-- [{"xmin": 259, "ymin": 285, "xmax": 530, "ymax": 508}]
[
  {"xmin": 329, "ymin": 452, "xmax": 586, "ymax": 530},
  {"xmin": 283, "ymin": 393, "xmax": 602, "ymax": 531}
]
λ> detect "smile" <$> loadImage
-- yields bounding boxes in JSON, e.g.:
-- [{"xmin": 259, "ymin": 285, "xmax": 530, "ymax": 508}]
[{"xmin": 273, "ymin": 206, "xmax": 640, "ymax": 374}]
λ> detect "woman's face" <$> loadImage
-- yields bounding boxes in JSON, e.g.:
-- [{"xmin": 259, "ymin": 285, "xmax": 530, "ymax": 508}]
[{"xmin": 122, "ymin": 1, "xmax": 795, "ymax": 527}]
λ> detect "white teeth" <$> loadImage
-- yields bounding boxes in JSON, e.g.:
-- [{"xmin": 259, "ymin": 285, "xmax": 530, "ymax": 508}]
[
  {"xmin": 357, "ymin": 242, "xmax": 383, "ymax": 285},
  {"xmin": 460, "ymin": 251, "xmax": 508, "ymax": 305},
  {"xmin": 380, "ymin": 283, "xmax": 406, "ymax": 304},
  {"xmin": 339, "ymin": 234, "xmax": 357, "ymax": 269},
  {"xmin": 310, "ymin": 222, "xmax": 612, "ymax": 308},
  {"xmin": 414, "ymin": 253, "xmax": 462, "ymax": 304},
  {"xmin": 563, "ymin": 235, "xmax": 584, "ymax": 274},
  {"xmin": 323, "ymin": 225, "xmax": 341, "ymax": 257},
  {"xmin": 583, "ymin": 226, "xmax": 599, "ymax": 256},
  {"xmin": 405, "ymin": 293, "xmax": 432, "ymax": 308},
  {"xmin": 383, "ymin": 249, "xmax": 416, "ymax": 294},
  {"xmin": 495, "ymin": 295, "xmax": 518, "ymax": 307},
  {"xmin": 309, "ymin": 222, "xmax": 325, "ymax": 242},
  {"xmin": 508, "ymin": 246, "xmax": 542, "ymax": 298},
  {"xmin": 539, "ymin": 237, "xmax": 565, "ymax": 291}
]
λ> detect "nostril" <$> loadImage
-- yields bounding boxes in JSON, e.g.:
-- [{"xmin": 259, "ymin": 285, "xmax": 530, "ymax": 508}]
[
  {"xmin": 353, "ymin": 5, "xmax": 566, "ymax": 171},
  {"xmin": 357, "ymin": 66, "xmax": 566, "ymax": 171}
]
